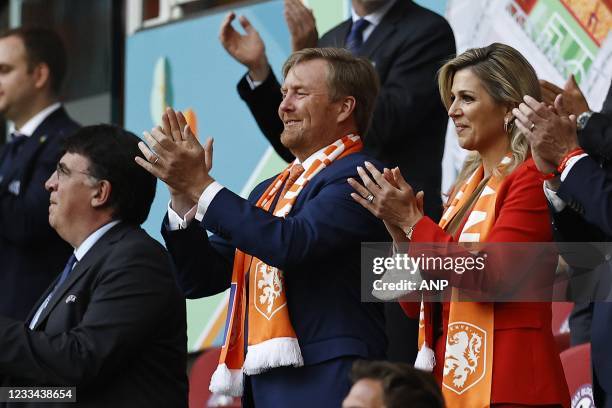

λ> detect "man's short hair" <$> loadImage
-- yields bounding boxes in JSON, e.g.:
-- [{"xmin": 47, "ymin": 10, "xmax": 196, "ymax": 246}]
[
  {"xmin": 350, "ymin": 360, "xmax": 445, "ymax": 408},
  {"xmin": 0, "ymin": 27, "xmax": 67, "ymax": 95},
  {"xmin": 282, "ymin": 47, "xmax": 380, "ymax": 136},
  {"xmin": 63, "ymin": 125, "xmax": 156, "ymax": 225}
]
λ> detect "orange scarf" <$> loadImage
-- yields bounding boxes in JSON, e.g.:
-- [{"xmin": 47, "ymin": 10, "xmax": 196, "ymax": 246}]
[
  {"xmin": 210, "ymin": 135, "xmax": 363, "ymax": 396},
  {"xmin": 416, "ymin": 155, "xmax": 513, "ymax": 408}
]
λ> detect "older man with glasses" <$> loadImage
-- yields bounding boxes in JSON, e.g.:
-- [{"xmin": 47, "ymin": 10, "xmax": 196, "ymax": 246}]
[{"xmin": 0, "ymin": 124, "xmax": 188, "ymax": 408}]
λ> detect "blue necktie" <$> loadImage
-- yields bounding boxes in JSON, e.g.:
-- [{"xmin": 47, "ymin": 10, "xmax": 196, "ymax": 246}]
[
  {"xmin": 346, "ymin": 18, "xmax": 370, "ymax": 54},
  {"xmin": 0, "ymin": 133, "xmax": 27, "ymax": 181},
  {"xmin": 29, "ymin": 254, "xmax": 78, "ymax": 329}
]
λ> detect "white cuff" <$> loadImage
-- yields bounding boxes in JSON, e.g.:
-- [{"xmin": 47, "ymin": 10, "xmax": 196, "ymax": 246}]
[
  {"xmin": 246, "ymin": 74, "xmax": 263, "ymax": 90},
  {"xmin": 543, "ymin": 184, "xmax": 566, "ymax": 213},
  {"xmin": 560, "ymin": 154, "xmax": 588, "ymax": 181},
  {"xmin": 195, "ymin": 181, "xmax": 225, "ymax": 222},
  {"xmin": 167, "ymin": 202, "xmax": 197, "ymax": 230}
]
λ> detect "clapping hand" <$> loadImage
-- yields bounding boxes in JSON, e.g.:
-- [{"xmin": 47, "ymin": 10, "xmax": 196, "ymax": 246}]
[
  {"xmin": 135, "ymin": 107, "xmax": 214, "ymax": 216},
  {"xmin": 539, "ymin": 75, "xmax": 589, "ymax": 117},
  {"xmin": 513, "ymin": 95, "xmax": 578, "ymax": 189},
  {"xmin": 219, "ymin": 12, "xmax": 270, "ymax": 81},
  {"xmin": 347, "ymin": 162, "xmax": 423, "ymax": 243},
  {"xmin": 284, "ymin": 0, "xmax": 318, "ymax": 51}
]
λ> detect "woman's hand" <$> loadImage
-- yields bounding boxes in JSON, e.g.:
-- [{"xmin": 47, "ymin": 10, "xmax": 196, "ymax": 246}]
[{"xmin": 347, "ymin": 162, "xmax": 424, "ymax": 236}]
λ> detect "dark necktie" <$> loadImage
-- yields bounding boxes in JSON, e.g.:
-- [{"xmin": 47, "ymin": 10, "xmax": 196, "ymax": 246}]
[
  {"xmin": 0, "ymin": 132, "xmax": 27, "ymax": 181},
  {"xmin": 346, "ymin": 18, "xmax": 370, "ymax": 54},
  {"xmin": 29, "ymin": 254, "xmax": 78, "ymax": 329}
]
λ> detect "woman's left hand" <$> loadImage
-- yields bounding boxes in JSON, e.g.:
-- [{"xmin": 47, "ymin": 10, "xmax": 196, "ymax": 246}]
[{"xmin": 347, "ymin": 162, "xmax": 424, "ymax": 232}]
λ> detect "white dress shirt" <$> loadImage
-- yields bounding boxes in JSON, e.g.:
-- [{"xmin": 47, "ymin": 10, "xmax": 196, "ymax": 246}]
[
  {"xmin": 167, "ymin": 145, "xmax": 329, "ymax": 230},
  {"xmin": 350, "ymin": 0, "xmax": 396, "ymax": 43},
  {"xmin": 9, "ymin": 102, "xmax": 61, "ymax": 138},
  {"xmin": 543, "ymin": 154, "xmax": 588, "ymax": 212}
]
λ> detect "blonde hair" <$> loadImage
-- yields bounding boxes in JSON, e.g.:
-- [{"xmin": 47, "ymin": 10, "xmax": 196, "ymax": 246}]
[{"xmin": 438, "ymin": 43, "xmax": 541, "ymax": 192}]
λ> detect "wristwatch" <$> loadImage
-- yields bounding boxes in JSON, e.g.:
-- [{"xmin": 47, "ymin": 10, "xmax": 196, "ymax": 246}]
[{"xmin": 576, "ymin": 111, "xmax": 594, "ymax": 131}]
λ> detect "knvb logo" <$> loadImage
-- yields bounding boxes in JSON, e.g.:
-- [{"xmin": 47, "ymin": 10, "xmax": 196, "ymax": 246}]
[
  {"xmin": 571, "ymin": 385, "xmax": 594, "ymax": 408},
  {"xmin": 254, "ymin": 262, "xmax": 286, "ymax": 320},
  {"xmin": 443, "ymin": 322, "xmax": 486, "ymax": 394}
]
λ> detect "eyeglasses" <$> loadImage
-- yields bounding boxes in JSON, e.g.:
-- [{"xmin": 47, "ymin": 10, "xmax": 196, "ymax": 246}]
[{"xmin": 55, "ymin": 162, "xmax": 98, "ymax": 182}]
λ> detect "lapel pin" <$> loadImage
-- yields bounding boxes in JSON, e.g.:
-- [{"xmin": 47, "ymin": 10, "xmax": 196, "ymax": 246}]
[
  {"xmin": 39, "ymin": 135, "xmax": 47, "ymax": 143},
  {"xmin": 65, "ymin": 295, "xmax": 77, "ymax": 304},
  {"xmin": 8, "ymin": 180, "xmax": 20, "ymax": 195}
]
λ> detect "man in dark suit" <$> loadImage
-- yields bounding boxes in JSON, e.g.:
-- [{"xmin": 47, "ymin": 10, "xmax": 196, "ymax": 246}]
[
  {"xmin": 0, "ymin": 125, "xmax": 188, "ymax": 407},
  {"xmin": 220, "ymin": 0, "xmax": 455, "ymax": 364},
  {"xmin": 0, "ymin": 27, "xmax": 80, "ymax": 320},
  {"xmin": 515, "ymin": 80, "xmax": 612, "ymax": 407},
  {"xmin": 137, "ymin": 48, "xmax": 389, "ymax": 407}
]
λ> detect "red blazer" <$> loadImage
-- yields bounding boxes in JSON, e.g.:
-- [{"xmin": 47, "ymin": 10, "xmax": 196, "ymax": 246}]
[{"xmin": 401, "ymin": 159, "xmax": 570, "ymax": 406}]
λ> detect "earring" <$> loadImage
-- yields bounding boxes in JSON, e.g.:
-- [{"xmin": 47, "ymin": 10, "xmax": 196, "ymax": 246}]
[{"xmin": 504, "ymin": 117, "xmax": 514, "ymax": 134}]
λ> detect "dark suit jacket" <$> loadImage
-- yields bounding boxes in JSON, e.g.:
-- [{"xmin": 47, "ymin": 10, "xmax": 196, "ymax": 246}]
[
  {"xmin": 0, "ymin": 107, "xmax": 79, "ymax": 320},
  {"xmin": 163, "ymin": 152, "xmax": 389, "ymax": 407},
  {"xmin": 237, "ymin": 0, "xmax": 456, "ymax": 220},
  {"xmin": 0, "ymin": 223, "xmax": 188, "ymax": 407},
  {"xmin": 551, "ymin": 94, "xmax": 612, "ymax": 405}
]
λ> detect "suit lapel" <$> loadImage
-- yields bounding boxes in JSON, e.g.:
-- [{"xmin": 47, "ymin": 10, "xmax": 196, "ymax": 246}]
[
  {"xmin": 0, "ymin": 135, "xmax": 48, "ymax": 188},
  {"xmin": 335, "ymin": 19, "xmax": 352, "ymax": 47},
  {"xmin": 31, "ymin": 223, "xmax": 127, "ymax": 330},
  {"xmin": 0, "ymin": 107, "xmax": 68, "ymax": 191},
  {"xmin": 359, "ymin": 21, "xmax": 396, "ymax": 58},
  {"xmin": 25, "ymin": 278, "xmax": 59, "ymax": 324},
  {"xmin": 321, "ymin": 19, "xmax": 352, "ymax": 48},
  {"xmin": 359, "ymin": 0, "xmax": 410, "ymax": 58}
]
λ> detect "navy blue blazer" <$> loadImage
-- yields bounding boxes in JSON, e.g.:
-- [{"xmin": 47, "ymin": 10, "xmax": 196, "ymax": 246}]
[
  {"xmin": 163, "ymin": 152, "xmax": 389, "ymax": 405},
  {"xmin": 0, "ymin": 107, "xmax": 79, "ymax": 320},
  {"xmin": 552, "ymin": 106, "xmax": 612, "ymax": 405}
]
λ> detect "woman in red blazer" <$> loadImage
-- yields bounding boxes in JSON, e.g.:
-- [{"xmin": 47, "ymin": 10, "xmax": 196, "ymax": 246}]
[{"xmin": 349, "ymin": 43, "xmax": 569, "ymax": 407}]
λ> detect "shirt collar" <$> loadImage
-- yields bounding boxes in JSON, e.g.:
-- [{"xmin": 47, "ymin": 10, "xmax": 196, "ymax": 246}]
[
  {"xmin": 9, "ymin": 102, "xmax": 62, "ymax": 137},
  {"xmin": 351, "ymin": 0, "xmax": 396, "ymax": 27},
  {"xmin": 74, "ymin": 220, "xmax": 121, "ymax": 262}
]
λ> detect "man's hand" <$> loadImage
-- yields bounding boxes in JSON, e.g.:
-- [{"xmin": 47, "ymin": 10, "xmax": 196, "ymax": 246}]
[
  {"xmin": 513, "ymin": 94, "xmax": 579, "ymax": 168},
  {"xmin": 219, "ymin": 12, "xmax": 270, "ymax": 81},
  {"xmin": 540, "ymin": 75, "xmax": 589, "ymax": 116},
  {"xmin": 284, "ymin": 0, "xmax": 318, "ymax": 51},
  {"xmin": 135, "ymin": 107, "xmax": 215, "ymax": 213}
]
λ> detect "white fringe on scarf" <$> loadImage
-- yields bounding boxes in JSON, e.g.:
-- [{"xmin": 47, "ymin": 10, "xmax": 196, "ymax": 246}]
[
  {"xmin": 209, "ymin": 363, "xmax": 244, "ymax": 397},
  {"xmin": 414, "ymin": 343, "xmax": 436, "ymax": 372},
  {"xmin": 243, "ymin": 337, "xmax": 304, "ymax": 375}
]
